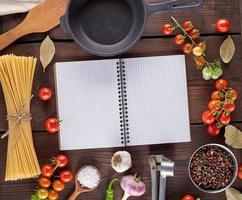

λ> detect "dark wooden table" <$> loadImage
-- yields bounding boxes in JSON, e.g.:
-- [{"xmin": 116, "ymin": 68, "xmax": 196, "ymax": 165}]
[{"xmin": 0, "ymin": 0, "xmax": 242, "ymax": 199}]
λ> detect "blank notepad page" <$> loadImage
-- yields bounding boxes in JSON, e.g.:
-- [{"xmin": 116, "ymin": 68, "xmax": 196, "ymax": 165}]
[
  {"xmin": 55, "ymin": 59, "xmax": 122, "ymax": 150},
  {"xmin": 124, "ymin": 55, "xmax": 191, "ymax": 146}
]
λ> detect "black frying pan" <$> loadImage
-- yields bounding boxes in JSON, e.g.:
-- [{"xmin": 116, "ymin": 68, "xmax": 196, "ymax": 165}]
[{"xmin": 61, "ymin": 0, "xmax": 203, "ymax": 57}]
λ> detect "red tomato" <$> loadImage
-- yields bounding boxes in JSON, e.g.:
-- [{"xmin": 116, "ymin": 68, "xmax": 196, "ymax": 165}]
[
  {"xmin": 41, "ymin": 164, "xmax": 54, "ymax": 178},
  {"xmin": 189, "ymin": 29, "xmax": 200, "ymax": 39},
  {"xmin": 211, "ymin": 90, "xmax": 223, "ymax": 100},
  {"xmin": 227, "ymin": 89, "xmax": 238, "ymax": 101},
  {"xmin": 183, "ymin": 21, "xmax": 193, "ymax": 32},
  {"xmin": 45, "ymin": 118, "xmax": 60, "ymax": 134},
  {"xmin": 224, "ymin": 102, "xmax": 236, "ymax": 113},
  {"xmin": 174, "ymin": 34, "xmax": 185, "ymax": 45},
  {"xmin": 218, "ymin": 113, "xmax": 231, "ymax": 125},
  {"xmin": 60, "ymin": 170, "xmax": 73, "ymax": 183},
  {"xmin": 182, "ymin": 194, "xmax": 195, "ymax": 200},
  {"xmin": 202, "ymin": 111, "xmax": 215, "ymax": 125},
  {"xmin": 207, "ymin": 123, "xmax": 220, "ymax": 136},
  {"xmin": 183, "ymin": 43, "xmax": 193, "ymax": 54},
  {"xmin": 52, "ymin": 180, "xmax": 65, "ymax": 192},
  {"xmin": 39, "ymin": 87, "xmax": 52, "ymax": 101},
  {"xmin": 238, "ymin": 165, "xmax": 242, "ymax": 180},
  {"xmin": 162, "ymin": 24, "xmax": 173, "ymax": 35},
  {"xmin": 198, "ymin": 42, "xmax": 207, "ymax": 51},
  {"xmin": 216, "ymin": 19, "xmax": 230, "ymax": 33},
  {"xmin": 48, "ymin": 190, "xmax": 59, "ymax": 200},
  {"xmin": 39, "ymin": 177, "xmax": 51, "ymax": 188},
  {"xmin": 55, "ymin": 154, "xmax": 69, "ymax": 168},
  {"xmin": 208, "ymin": 100, "xmax": 221, "ymax": 111},
  {"xmin": 215, "ymin": 79, "xmax": 228, "ymax": 90}
]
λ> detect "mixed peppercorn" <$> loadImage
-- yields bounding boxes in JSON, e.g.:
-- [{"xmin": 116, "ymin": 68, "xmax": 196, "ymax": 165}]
[{"xmin": 190, "ymin": 145, "xmax": 234, "ymax": 191}]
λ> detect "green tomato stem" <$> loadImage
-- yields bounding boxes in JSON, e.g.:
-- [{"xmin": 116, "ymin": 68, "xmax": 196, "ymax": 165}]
[{"xmin": 171, "ymin": 16, "xmax": 197, "ymax": 46}]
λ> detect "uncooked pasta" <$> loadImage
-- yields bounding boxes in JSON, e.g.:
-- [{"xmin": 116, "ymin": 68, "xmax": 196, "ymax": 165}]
[{"xmin": 0, "ymin": 54, "xmax": 40, "ymax": 181}]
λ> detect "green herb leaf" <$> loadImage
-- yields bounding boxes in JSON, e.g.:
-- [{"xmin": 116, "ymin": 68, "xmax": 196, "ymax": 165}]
[{"xmin": 220, "ymin": 36, "xmax": 235, "ymax": 64}]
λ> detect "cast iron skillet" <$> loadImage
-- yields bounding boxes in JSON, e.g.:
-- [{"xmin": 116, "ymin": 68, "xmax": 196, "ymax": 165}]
[{"xmin": 61, "ymin": 0, "xmax": 203, "ymax": 57}]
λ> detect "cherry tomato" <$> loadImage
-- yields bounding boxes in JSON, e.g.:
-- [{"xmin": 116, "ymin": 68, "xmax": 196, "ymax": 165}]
[
  {"xmin": 39, "ymin": 87, "xmax": 52, "ymax": 101},
  {"xmin": 238, "ymin": 165, "xmax": 242, "ymax": 180},
  {"xmin": 198, "ymin": 42, "xmax": 207, "ymax": 51},
  {"xmin": 55, "ymin": 154, "xmax": 69, "ymax": 168},
  {"xmin": 183, "ymin": 21, "xmax": 193, "ymax": 32},
  {"xmin": 174, "ymin": 34, "xmax": 185, "ymax": 45},
  {"xmin": 218, "ymin": 113, "xmax": 231, "ymax": 125},
  {"xmin": 60, "ymin": 170, "xmax": 74, "ymax": 183},
  {"xmin": 224, "ymin": 102, "xmax": 236, "ymax": 113},
  {"xmin": 195, "ymin": 57, "xmax": 206, "ymax": 68},
  {"xmin": 216, "ymin": 19, "xmax": 230, "ymax": 33},
  {"xmin": 202, "ymin": 111, "xmax": 215, "ymax": 125},
  {"xmin": 189, "ymin": 29, "xmax": 200, "ymax": 39},
  {"xmin": 39, "ymin": 177, "xmax": 51, "ymax": 188},
  {"xmin": 208, "ymin": 100, "xmax": 221, "ymax": 111},
  {"xmin": 52, "ymin": 180, "xmax": 65, "ymax": 192},
  {"xmin": 37, "ymin": 188, "xmax": 49, "ymax": 199},
  {"xmin": 48, "ymin": 190, "xmax": 59, "ymax": 200},
  {"xmin": 45, "ymin": 118, "xmax": 60, "ymax": 134},
  {"xmin": 215, "ymin": 79, "xmax": 228, "ymax": 90},
  {"xmin": 183, "ymin": 43, "xmax": 193, "ymax": 54},
  {"xmin": 207, "ymin": 123, "xmax": 220, "ymax": 136},
  {"xmin": 162, "ymin": 24, "xmax": 173, "ymax": 35},
  {"xmin": 227, "ymin": 89, "xmax": 238, "ymax": 101},
  {"xmin": 193, "ymin": 46, "xmax": 203, "ymax": 57},
  {"xmin": 211, "ymin": 90, "xmax": 224, "ymax": 100},
  {"xmin": 182, "ymin": 194, "xmax": 195, "ymax": 200},
  {"xmin": 41, "ymin": 164, "xmax": 54, "ymax": 178}
]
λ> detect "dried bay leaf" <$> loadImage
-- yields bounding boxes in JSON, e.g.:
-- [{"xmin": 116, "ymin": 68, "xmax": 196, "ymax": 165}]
[
  {"xmin": 226, "ymin": 187, "xmax": 242, "ymax": 200},
  {"xmin": 220, "ymin": 35, "xmax": 235, "ymax": 64},
  {"xmin": 40, "ymin": 35, "xmax": 56, "ymax": 72},
  {"xmin": 224, "ymin": 125, "xmax": 242, "ymax": 149}
]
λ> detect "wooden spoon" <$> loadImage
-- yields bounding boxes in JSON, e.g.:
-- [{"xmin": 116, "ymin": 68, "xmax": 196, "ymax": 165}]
[
  {"xmin": 0, "ymin": 0, "xmax": 68, "ymax": 51},
  {"xmin": 68, "ymin": 166, "xmax": 101, "ymax": 200}
]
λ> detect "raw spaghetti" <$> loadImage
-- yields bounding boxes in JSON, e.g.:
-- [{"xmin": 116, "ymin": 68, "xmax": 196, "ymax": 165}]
[{"xmin": 0, "ymin": 55, "xmax": 40, "ymax": 181}]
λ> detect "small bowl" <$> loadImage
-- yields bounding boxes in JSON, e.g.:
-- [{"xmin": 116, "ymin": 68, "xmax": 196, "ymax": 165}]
[{"xmin": 188, "ymin": 143, "xmax": 238, "ymax": 193}]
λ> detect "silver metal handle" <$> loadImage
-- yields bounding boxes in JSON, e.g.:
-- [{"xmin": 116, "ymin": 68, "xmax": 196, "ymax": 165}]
[{"xmin": 159, "ymin": 177, "xmax": 167, "ymax": 200}]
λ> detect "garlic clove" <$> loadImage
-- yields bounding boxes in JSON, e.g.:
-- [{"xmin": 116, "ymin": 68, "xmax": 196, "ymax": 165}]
[{"xmin": 111, "ymin": 151, "xmax": 132, "ymax": 173}]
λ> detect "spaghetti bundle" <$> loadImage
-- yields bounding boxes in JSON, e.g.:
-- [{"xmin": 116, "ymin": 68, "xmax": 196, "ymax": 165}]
[{"xmin": 0, "ymin": 55, "xmax": 40, "ymax": 181}]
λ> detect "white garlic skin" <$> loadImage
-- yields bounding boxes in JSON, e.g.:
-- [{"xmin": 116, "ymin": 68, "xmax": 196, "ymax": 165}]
[{"xmin": 111, "ymin": 151, "xmax": 132, "ymax": 173}]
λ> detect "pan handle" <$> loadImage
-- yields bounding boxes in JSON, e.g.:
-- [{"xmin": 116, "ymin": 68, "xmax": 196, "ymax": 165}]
[
  {"xmin": 60, "ymin": 15, "xmax": 68, "ymax": 32},
  {"xmin": 147, "ymin": 0, "xmax": 203, "ymax": 15}
]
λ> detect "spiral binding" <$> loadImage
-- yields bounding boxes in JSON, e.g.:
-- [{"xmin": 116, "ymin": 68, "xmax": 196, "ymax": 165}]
[{"xmin": 117, "ymin": 59, "xmax": 130, "ymax": 145}]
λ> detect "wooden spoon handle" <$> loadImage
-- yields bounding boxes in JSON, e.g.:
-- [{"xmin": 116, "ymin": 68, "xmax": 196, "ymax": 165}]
[
  {"xmin": 0, "ymin": 24, "xmax": 28, "ymax": 51},
  {"xmin": 68, "ymin": 190, "xmax": 81, "ymax": 200}
]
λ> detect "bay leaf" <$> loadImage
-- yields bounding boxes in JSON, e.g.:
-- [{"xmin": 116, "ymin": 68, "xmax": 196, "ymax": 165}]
[
  {"xmin": 220, "ymin": 35, "xmax": 235, "ymax": 64},
  {"xmin": 40, "ymin": 35, "xmax": 56, "ymax": 72},
  {"xmin": 224, "ymin": 125, "xmax": 242, "ymax": 149},
  {"xmin": 226, "ymin": 187, "xmax": 242, "ymax": 200}
]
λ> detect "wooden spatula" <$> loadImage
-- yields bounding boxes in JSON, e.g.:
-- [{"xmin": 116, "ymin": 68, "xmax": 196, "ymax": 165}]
[{"xmin": 0, "ymin": 0, "xmax": 68, "ymax": 51}]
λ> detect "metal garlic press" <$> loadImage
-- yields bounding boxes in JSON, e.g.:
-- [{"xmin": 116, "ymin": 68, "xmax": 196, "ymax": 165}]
[{"xmin": 148, "ymin": 155, "xmax": 175, "ymax": 200}]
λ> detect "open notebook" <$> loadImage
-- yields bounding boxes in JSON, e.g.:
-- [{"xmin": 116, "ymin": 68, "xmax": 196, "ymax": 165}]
[{"xmin": 55, "ymin": 55, "xmax": 191, "ymax": 150}]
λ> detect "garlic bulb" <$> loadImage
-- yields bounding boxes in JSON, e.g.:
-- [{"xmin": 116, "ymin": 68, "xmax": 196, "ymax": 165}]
[
  {"xmin": 120, "ymin": 174, "xmax": 146, "ymax": 200},
  {"xmin": 111, "ymin": 151, "xmax": 132, "ymax": 173}
]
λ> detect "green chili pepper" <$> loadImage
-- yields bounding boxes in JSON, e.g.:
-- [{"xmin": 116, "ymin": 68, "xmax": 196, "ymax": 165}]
[{"xmin": 105, "ymin": 178, "xmax": 119, "ymax": 200}]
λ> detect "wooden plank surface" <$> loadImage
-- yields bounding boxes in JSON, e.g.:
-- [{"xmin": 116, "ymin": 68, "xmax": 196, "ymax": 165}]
[
  {"xmin": 0, "ymin": 0, "xmax": 241, "ymax": 200},
  {"xmin": 0, "ymin": 36, "xmax": 241, "ymax": 131},
  {"xmin": 0, "ymin": 0, "xmax": 240, "ymax": 43},
  {"xmin": 0, "ymin": 125, "xmax": 242, "ymax": 200}
]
